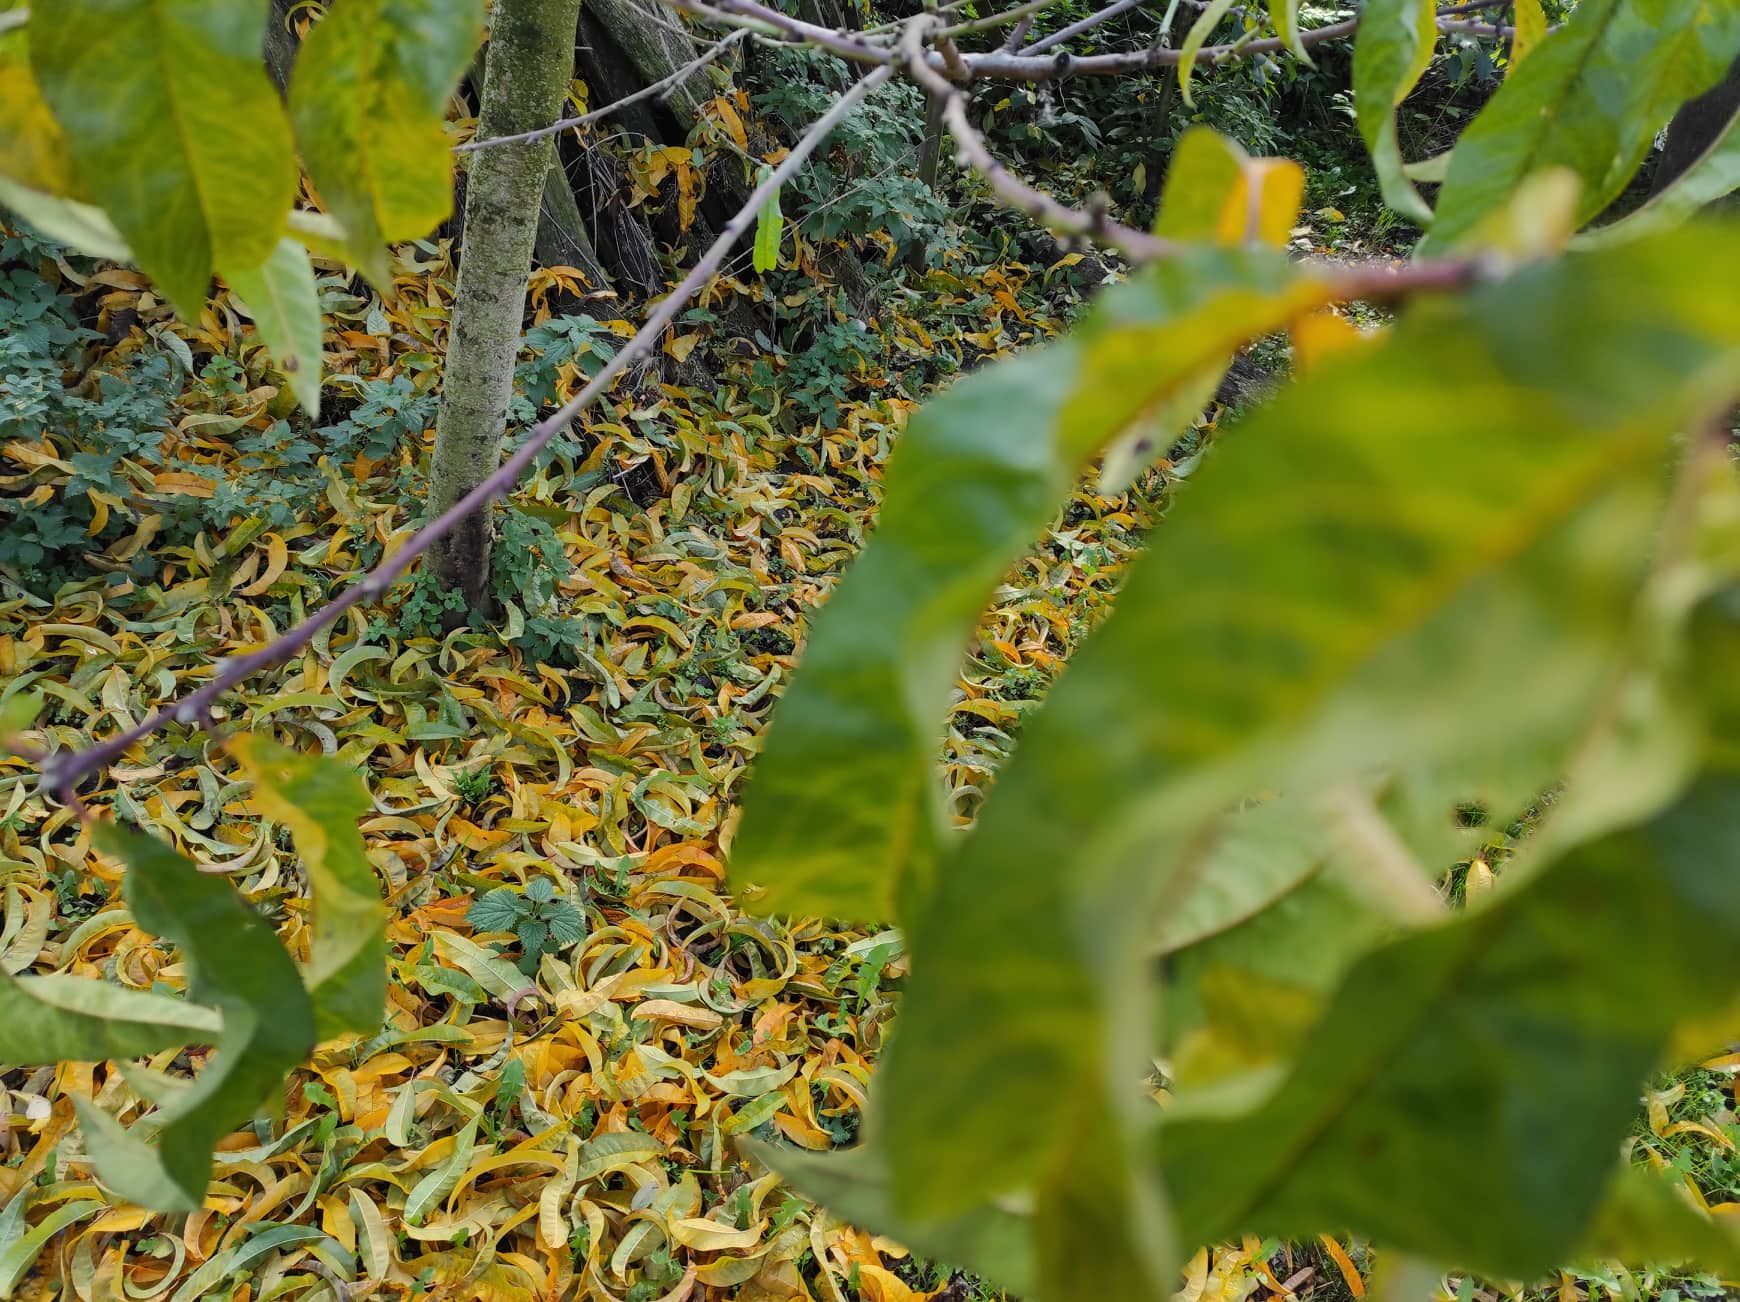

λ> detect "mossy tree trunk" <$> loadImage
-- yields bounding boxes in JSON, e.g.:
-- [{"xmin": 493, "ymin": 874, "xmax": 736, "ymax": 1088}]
[{"xmin": 428, "ymin": 0, "xmax": 583, "ymax": 625}]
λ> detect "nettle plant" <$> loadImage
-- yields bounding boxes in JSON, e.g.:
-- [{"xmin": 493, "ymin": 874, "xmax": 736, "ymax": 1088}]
[
  {"xmin": 2, "ymin": 1, "xmax": 1740, "ymax": 1298},
  {"xmin": 466, "ymin": 875, "xmax": 587, "ymax": 974}
]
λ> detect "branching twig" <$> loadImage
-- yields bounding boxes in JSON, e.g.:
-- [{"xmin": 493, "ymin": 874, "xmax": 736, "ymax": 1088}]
[
  {"xmin": 41, "ymin": 63, "xmax": 894, "ymax": 803},
  {"xmin": 1022, "ymin": 0, "xmax": 1148, "ymax": 56},
  {"xmin": 902, "ymin": 24, "xmax": 1178, "ymax": 260},
  {"xmin": 457, "ymin": 30, "xmax": 747, "ymax": 153}
]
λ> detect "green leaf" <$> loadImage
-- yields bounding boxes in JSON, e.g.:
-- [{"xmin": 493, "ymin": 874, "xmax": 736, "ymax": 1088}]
[
  {"xmin": 404, "ymin": 1116, "xmax": 479, "ymax": 1225},
  {"xmin": 1510, "ymin": 0, "xmax": 1547, "ymax": 70},
  {"xmin": 1352, "ymin": 0, "xmax": 1437, "ymax": 224},
  {"xmin": 733, "ymin": 249, "xmax": 1332, "ymax": 922},
  {"xmin": 1160, "ymin": 774, "xmax": 1740, "ymax": 1278},
  {"xmin": 1577, "ymin": 1164, "xmax": 1740, "ymax": 1276},
  {"xmin": 1177, "ymin": 0, "xmax": 1239, "ymax": 108},
  {"xmin": 524, "ymin": 876, "xmax": 555, "ymax": 904},
  {"xmin": 466, "ymin": 888, "xmax": 524, "ymax": 934},
  {"xmin": 0, "ymin": 175, "xmax": 132, "ymax": 261},
  {"xmin": 1580, "ymin": 101, "xmax": 1740, "ymax": 247},
  {"xmin": 0, "ymin": 688, "xmax": 42, "ymax": 752},
  {"xmin": 1425, "ymin": 0, "xmax": 1740, "ymax": 252},
  {"xmin": 80, "ymin": 823, "xmax": 317, "ymax": 1211},
  {"xmin": 30, "ymin": 0, "xmax": 298, "ymax": 320},
  {"xmin": 1151, "ymin": 794, "xmax": 1336, "ymax": 957},
  {"xmin": 1154, "ymin": 127, "xmax": 1305, "ymax": 248},
  {"xmin": 225, "ymin": 238, "xmax": 323, "ymax": 419},
  {"xmin": 874, "ymin": 226, "xmax": 1740, "ymax": 1225},
  {"xmin": 288, "ymin": 0, "xmax": 483, "ymax": 289},
  {"xmin": 0, "ymin": 972, "xmax": 221, "ymax": 1064},
  {"xmin": 546, "ymin": 901, "xmax": 586, "ymax": 946},
  {"xmin": 745, "ymin": 1140, "xmax": 1036, "ymax": 1296},
  {"xmin": 0, "ymin": 21, "xmax": 77, "ymax": 195},
  {"xmin": 752, "ymin": 181, "xmax": 783, "ymax": 273},
  {"xmin": 231, "ymin": 737, "xmax": 385, "ymax": 1039},
  {"xmin": 0, "ymin": 1199, "xmax": 103, "ymax": 1297},
  {"xmin": 1267, "ymin": 0, "xmax": 1312, "ymax": 65}
]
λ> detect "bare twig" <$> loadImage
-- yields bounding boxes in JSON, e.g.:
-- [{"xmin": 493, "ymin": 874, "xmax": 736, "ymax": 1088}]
[
  {"xmin": 42, "ymin": 63, "xmax": 894, "ymax": 802},
  {"xmin": 902, "ymin": 24, "xmax": 1178, "ymax": 259},
  {"xmin": 936, "ymin": 0, "xmax": 1064, "ymax": 39},
  {"xmin": 1022, "ymin": 0, "xmax": 1148, "ymax": 56},
  {"xmin": 457, "ymin": 30, "xmax": 747, "ymax": 152}
]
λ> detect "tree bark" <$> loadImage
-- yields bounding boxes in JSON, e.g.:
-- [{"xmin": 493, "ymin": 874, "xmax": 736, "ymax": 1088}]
[
  {"xmin": 535, "ymin": 157, "xmax": 612, "ymax": 290},
  {"xmin": 262, "ymin": 0, "xmax": 299, "ymax": 95},
  {"xmin": 429, "ymin": 0, "xmax": 583, "ymax": 625},
  {"xmin": 1653, "ymin": 54, "xmax": 1740, "ymax": 196}
]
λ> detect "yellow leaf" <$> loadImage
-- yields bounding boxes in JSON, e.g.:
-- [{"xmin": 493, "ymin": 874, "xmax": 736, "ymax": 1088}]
[{"xmin": 664, "ymin": 332, "xmax": 702, "ymax": 365}]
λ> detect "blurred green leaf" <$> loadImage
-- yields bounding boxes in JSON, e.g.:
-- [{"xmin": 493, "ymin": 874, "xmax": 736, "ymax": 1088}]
[
  {"xmin": 79, "ymin": 824, "xmax": 317, "ymax": 1211},
  {"xmin": 226, "ymin": 238, "xmax": 324, "ymax": 419},
  {"xmin": 288, "ymin": 0, "xmax": 482, "ymax": 289},
  {"xmin": 231, "ymin": 737, "xmax": 385, "ymax": 1040},
  {"xmin": 734, "ymin": 248, "xmax": 1330, "ymax": 922},
  {"xmin": 746, "ymin": 1139, "xmax": 1037, "ymax": 1296},
  {"xmin": 1581, "ymin": 103, "xmax": 1740, "ymax": 247},
  {"xmin": 1352, "ymin": 0, "xmax": 1437, "ymax": 223},
  {"xmin": 0, "ymin": 972, "xmax": 221, "ymax": 1065},
  {"xmin": 1426, "ymin": 0, "xmax": 1740, "ymax": 251},
  {"xmin": 1161, "ymin": 774, "xmax": 1740, "ymax": 1278},
  {"xmin": 875, "ymin": 227, "xmax": 1740, "ymax": 1229},
  {"xmin": 1177, "ymin": 0, "xmax": 1238, "ymax": 108},
  {"xmin": 30, "ymin": 0, "xmax": 298, "ymax": 319}
]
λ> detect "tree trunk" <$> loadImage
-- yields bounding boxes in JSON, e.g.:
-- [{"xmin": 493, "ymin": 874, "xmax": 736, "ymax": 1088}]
[
  {"xmin": 428, "ymin": 0, "xmax": 583, "ymax": 625},
  {"xmin": 535, "ymin": 157, "xmax": 612, "ymax": 291},
  {"xmin": 1653, "ymin": 54, "xmax": 1740, "ymax": 195},
  {"xmin": 262, "ymin": 0, "xmax": 299, "ymax": 95}
]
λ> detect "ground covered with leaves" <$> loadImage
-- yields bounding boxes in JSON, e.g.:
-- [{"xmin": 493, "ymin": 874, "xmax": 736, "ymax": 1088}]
[{"xmin": 3, "ymin": 92, "xmax": 1737, "ymax": 1302}]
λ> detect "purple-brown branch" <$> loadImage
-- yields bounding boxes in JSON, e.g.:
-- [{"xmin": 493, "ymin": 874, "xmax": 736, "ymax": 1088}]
[{"xmin": 41, "ymin": 62, "xmax": 895, "ymax": 804}]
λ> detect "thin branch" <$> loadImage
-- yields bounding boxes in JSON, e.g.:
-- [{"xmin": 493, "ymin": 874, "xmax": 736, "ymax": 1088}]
[
  {"xmin": 663, "ymin": 0, "xmax": 1502, "ymax": 80},
  {"xmin": 936, "ymin": 0, "xmax": 1066, "ymax": 39},
  {"xmin": 902, "ymin": 25, "xmax": 1178, "ymax": 260},
  {"xmin": 42, "ymin": 63, "xmax": 894, "ymax": 803},
  {"xmin": 0, "ymin": 9, "xmax": 25, "ymax": 35},
  {"xmin": 1022, "ymin": 0, "xmax": 1148, "ymax": 56},
  {"xmin": 457, "ymin": 30, "xmax": 747, "ymax": 152},
  {"xmin": 663, "ymin": 0, "xmax": 897, "ymax": 65}
]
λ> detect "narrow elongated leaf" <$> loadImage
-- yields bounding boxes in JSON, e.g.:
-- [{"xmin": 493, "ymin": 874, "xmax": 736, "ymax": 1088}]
[
  {"xmin": 231, "ymin": 737, "xmax": 384, "ymax": 1038},
  {"xmin": 1509, "ymin": 0, "xmax": 1547, "ymax": 71},
  {"xmin": 30, "ymin": 0, "xmax": 298, "ymax": 319},
  {"xmin": 1426, "ymin": 0, "xmax": 1740, "ymax": 251},
  {"xmin": 1177, "ymin": 0, "xmax": 1239, "ymax": 107},
  {"xmin": 875, "ymin": 227, "xmax": 1740, "ymax": 1224},
  {"xmin": 288, "ymin": 0, "xmax": 482, "ymax": 288},
  {"xmin": 0, "ymin": 22, "xmax": 76, "ymax": 195},
  {"xmin": 226, "ymin": 239, "xmax": 324, "ymax": 419},
  {"xmin": 1582, "ymin": 103, "xmax": 1740, "ymax": 246},
  {"xmin": 1161, "ymin": 774, "xmax": 1740, "ymax": 1278},
  {"xmin": 1268, "ymin": 0, "xmax": 1312, "ymax": 65},
  {"xmin": 404, "ymin": 1117, "xmax": 479, "ymax": 1224},
  {"xmin": 0, "ymin": 1199, "xmax": 102, "ymax": 1296},
  {"xmin": 752, "ymin": 182, "xmax": 783, "ymax": 273},
  {"xmin": 1352, "ymin": 0, "xmax": 1437, "ymax": 223},
  {"xmin": 747, "ymin": 1140, "xmax": 1036, "ymax": 1296},
  {"xmin": 0, "ymin": 176, "xmax": 131, "ymax": 260},
  {"xmin": 733, "ymin": 250, "xmax": 1334, "ymax": 921},
  {"xmin": 0, "ymin": 972, "xmax": 221, "ymax": 1064},
  {"xmin": 1578, "ymin": 1164, "xmax": 1740, "ymax": 1276},
  {"xmin": 79, "ymin": 824, "xmax": 317, "ymax": 1211}
]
